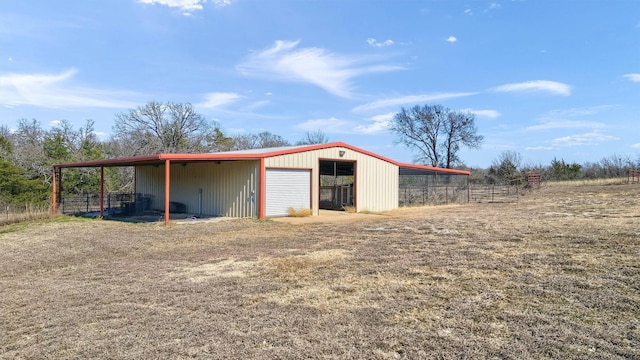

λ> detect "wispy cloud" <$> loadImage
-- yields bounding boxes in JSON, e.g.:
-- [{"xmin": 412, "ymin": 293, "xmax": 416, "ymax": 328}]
[
  {"xmin": 367, "ymin": 38, "xmax": 394, "ymax": 48},
  {"xmin": 551, "ymin": 131, "xmax": 618, "ymax": 147},
  {"xmin": 462, "ymin": 109, "xmax": 500, "ymax": 118},
  {"xmin": 527, "ymin": 120, "xmax": 605, "ymax": 131},
  {"xmin": 297, "ymin": 117, "xmax": 352, "ymax": 134},
  {"xmin": 197, "ymin": 92, "xmax": 241, "ymax": 109},
  {"xmin": 464, "ymin": 9, "xmax": 473, "ymax": 15},
  {"xmin": 493, "ymin": 80, "xmax": 571, "ymax": 96},
  {"xmin": 138, "ymin": 0, "xmax": 230, "ymax": 15},
  {"xmin": 527, "ymin": 105, "xmax": 614, "ymax": 131},
  {"xmin": 353, "ymin": 112, "xmax": 394, "ymax": 134},
  {"xmin": 236, "ymin": 40, "xmax": 403, "ymax": 98},
  {"xmin": 486, "ymin": 2, "xmax": 501, "ymax": 11},
  {"xmin": 525, "ymin": 146, "xmax": 553, "ymax": 151},
  {"xmin": 623, "ymin": 73, "xmax": 640, "ymax": 82},
  {"xmin": 446, "ymin": 36, "xmax": 457, "ymax": 43},
  {"xmin": 352, "ymin": 92, "xmax": 478, "ymax": 112},
  {"xmin": 631, "ymin": 143, "xmax": 640, "ymax": 149},
  {"xmin": 0, "ymin": 69, "xmax": 139, "ymax": 109}
]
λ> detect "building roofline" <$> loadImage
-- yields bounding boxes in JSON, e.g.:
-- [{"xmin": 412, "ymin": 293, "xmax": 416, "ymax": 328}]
[
  {"xmin": 52, "ymin": 141, "xmax": 470, "ymax": 175},
  {"xmin": 396, "ymin": 162, "xmax": 471, "ymax": 175}
]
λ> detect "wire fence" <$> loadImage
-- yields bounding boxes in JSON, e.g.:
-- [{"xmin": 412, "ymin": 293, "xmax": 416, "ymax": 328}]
[
  {"xmin": 399, "ymin": 173, "xmax": 469, "ymax": 206},
  {"xmin": 58, "ymin": 193, "xmax": 153, "ymax": 215}
]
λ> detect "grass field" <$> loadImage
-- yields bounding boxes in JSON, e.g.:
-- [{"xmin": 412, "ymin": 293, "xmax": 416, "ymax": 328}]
[{"xmin": 1, "ymin": 183, "xmax": 638, "ymax": 359}]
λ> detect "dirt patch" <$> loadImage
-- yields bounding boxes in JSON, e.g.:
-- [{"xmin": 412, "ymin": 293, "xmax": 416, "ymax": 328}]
[
  {"xmin": 272, "ymin": 209, "xmax": 390, "ymax": 224},
  {"xmin": 1, "ymin": 183, "xmax": 639, "ymax": 358}
]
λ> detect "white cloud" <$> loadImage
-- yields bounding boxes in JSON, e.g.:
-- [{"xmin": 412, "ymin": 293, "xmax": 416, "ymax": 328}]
[
  {"xmin": 197, "ymin": 92, "xmax": 241, "ymax": 108},
  {"xmin": 623, "ymin": 73, "xmax": 640, "ymax": 82},
  {"xmin": 0, "ymin": 69, "xmax": 139, "ymax": 108},
  {"xmin": 631, "ymin": 143, "xmax": 640, "ymax": 149},
  {"xmin": 527, "ymin": 105, "xmax": 614, "ymax": 131},
  {"xmin": 551, "ymin": 131, "xmax": 618, "ymax": 147},
  {"xmin": 297, "ymin": 117, "xmax": 352, "ymax": 134},
  {"xmin": 493, "ymin": 80, "xmax": 571, "ymax": 96},
  {"xmin": 526, "ymin": 120, "xmax": 605, "ymax": 131},
  {"xmin": 487, "ymin": 2, "xmax": 501, "ymax": 11},
  {"xmin": 525, "ymin": 146, "xmax": 553, "ymax": 151},
  {"xmin": 446, "ymin": 36, "xmax": 457, "ymax": 43},
  {"xmin": 93, "ymin": 131, "xmax": 108, "ymax": 139},
  {"xmin": 49, "ymin": 120, "xmax": 62, "ymax": 127},
  {"xmin": 353, "ymin": 112, "xmax": 395, "ymax": 134},
  {"xmin": 138, "ymin": 0, "xmax": 230, "ymax": 14},
  {"xmin": 541, "ymin": 105, "xmax": 616, "ymax": 118},
  {"xmin": 367, "ymin": 38, "xmax": 394, "ymax": 47},
  {"xmin": 353, "ymin": 92, "xmax": 478, "ymax": 112},
  {"xmin": 464, "ymin": 9, "xmax": 472, "ymax": 15},
  {"xmin": 462, "ymin": 109, "xmax": 500, "ymax": 118},
  {"xmin": 237, "ymin": 40, "xmax": 403, "ymax": 98},
  {"xmin": 240, "ymin": 100, "xmax": 270, "ymax": 112}
]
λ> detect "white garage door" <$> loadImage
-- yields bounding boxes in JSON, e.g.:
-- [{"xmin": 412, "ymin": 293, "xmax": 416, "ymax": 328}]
[{"xmin": 265, "ymin": 169, "xmax": 311, "ymax": 217}]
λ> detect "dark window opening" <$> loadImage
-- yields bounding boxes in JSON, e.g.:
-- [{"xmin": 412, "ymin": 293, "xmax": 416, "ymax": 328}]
[{"xmin": 319, "ymin": 160, "xmax": 355, "ymax": 210}]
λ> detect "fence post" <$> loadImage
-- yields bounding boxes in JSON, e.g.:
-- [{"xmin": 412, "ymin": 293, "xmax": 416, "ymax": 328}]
[{"xmin": 86, "ymin": 193, "xmax": 89, "ymax": 213}]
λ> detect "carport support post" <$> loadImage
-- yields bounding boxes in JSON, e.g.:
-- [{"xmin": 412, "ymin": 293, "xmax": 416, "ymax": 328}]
[
  {"xmin": 51, "ymin": 167, "xmax": 57, "ymax": 214},
  {"xmin": 165, "ymin": 159, "xmax": 170, "ymax": 225},
  {"xmin": 99, "ymin": 166, "xmax": 104, "ymax": 218},
  {"xmin": 258, "ymin": 158, "xmax": 266, "ymax": 219}
]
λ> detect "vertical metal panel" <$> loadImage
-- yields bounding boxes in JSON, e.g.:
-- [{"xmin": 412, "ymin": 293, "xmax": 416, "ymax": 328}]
[
  {"xmin": 136, "ymin": 160, "xmax": 259, "ymax": 217},
  {"xmin": 264, "ymin": 147, "xmax": 399, "ymax": 213}
]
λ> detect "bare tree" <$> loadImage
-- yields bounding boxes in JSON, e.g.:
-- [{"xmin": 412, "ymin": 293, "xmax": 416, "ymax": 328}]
[
  {"xmin": 113, "ymin": 101, "xmax": 228, "ymax": 154},
  {"xmin": 296, "ymin": 130, "xmax": 330, "ymax": 145},
  {"xmin": 442, "ymin": 111, "xmax": 484, "ymax": 168},
  {"xmin": 391, "ymin": 104, "xmax": 483, "ymax": 168},
  {"xmin": 11, "ymin": 119, "xmax": 48, "ymax": 181},
  {"xmin": 231, "ymin": 131, "xmax": 290, "ymax": 150},
  {"xmin": 391, "ymin": 105, "xmax": 443, "ymax": 166}
]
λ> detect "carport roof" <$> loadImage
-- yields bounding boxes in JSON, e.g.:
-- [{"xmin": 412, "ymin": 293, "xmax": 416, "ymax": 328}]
[{"xmin": 52, "ymin": 142, "xmax": 470, "ymax": 175}]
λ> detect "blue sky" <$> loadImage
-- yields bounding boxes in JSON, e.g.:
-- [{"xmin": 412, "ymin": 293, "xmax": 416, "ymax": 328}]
[{"xmin": 1, "ymin": 0, "xmax": 638, "ymax": 167}]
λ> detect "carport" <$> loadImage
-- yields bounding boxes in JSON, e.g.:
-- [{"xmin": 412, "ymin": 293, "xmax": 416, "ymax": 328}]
[{"xmin": 52, "ymin": 142, "xmax": 470, "ymax": 224}]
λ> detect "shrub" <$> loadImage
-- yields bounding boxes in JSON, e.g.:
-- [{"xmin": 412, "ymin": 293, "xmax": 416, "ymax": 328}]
[{"xmin": 287, "ymin": 207, "xmax": 312, "ymax": 217}]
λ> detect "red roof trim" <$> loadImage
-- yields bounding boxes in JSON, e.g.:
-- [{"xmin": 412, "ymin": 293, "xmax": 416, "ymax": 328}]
[
  {"xmin": 397, "ymin": 162, "xmax": 471, "ymax": 175},
  {"xmin": 52, "ymin": 142, "xmax": 470, "ymax": 175}
]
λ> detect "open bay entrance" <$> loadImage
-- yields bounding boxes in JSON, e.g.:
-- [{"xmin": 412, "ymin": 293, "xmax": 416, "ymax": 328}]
[{"xmin": 319, "ymin": 160, "xmax": 355, "ymax": 210}]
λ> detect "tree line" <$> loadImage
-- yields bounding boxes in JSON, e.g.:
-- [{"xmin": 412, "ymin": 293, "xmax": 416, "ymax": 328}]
[
  {"xmin": 0, "ymin": 101, "xmax": 329, "ymax": 208},
  {"xmin": 1, "ymin": 100, "xmax": 637, "ymax": 210},
  {"xmin": 479, "ymin": 150, "xmax": 640, "ymax": 185}
]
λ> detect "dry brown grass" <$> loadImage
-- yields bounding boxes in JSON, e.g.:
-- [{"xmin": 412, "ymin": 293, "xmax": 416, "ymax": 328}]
[
  {"xmin": 1, "ymin": 184, "xmax": 639, "ymax": 359},
  {"xmin": 287, "ymin": 207, "xmax": 313, "ymax": 217},
  {"xmin": 342, "ymin": 205, "xmax": 357, "ymax": 213},
  {"xmin": 0, "ymin": 209, "xmax": 55, "ymax": 227},
  {"xmin": 545, "ymin": 177, "xmax": 629, "ymax": 187}
]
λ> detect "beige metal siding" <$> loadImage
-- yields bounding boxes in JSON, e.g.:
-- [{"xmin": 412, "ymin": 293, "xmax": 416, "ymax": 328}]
[
  {"xmin": 136, "ymin": 161, "xmax": 259, "ymax": 217},
  {"xmin": 264, "ymin": 147, "xmax": 399, "ymax": 213}
]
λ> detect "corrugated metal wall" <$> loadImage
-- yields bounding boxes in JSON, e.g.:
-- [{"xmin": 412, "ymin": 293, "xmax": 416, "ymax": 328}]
[
  {"xmin": 265, "ymin": 147, "xmax": 399, "ymax": 214},
  {"xmin": 136, "ymin": 161, "xmax": 259, "ymax": 217}
]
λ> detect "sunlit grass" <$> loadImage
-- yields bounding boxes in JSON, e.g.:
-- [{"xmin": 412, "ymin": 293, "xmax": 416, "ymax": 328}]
[{"xmin": 545, "ymin": 177, "xmax": 629, "ymax": 187}]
